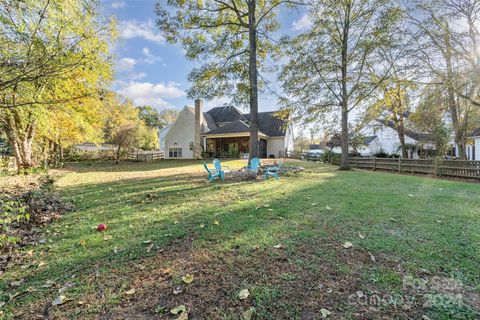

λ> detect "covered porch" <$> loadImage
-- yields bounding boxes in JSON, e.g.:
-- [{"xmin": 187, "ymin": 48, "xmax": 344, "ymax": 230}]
[{"xmin": 202, "ymin": 133, "xmax": 267, "ymax": 158}]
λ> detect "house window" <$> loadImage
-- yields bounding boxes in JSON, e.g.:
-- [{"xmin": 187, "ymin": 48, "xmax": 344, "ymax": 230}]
[
  {"xmin": 169, "ymin": 147, "xmax": 182, "ymax": 158},
  {"xmin": 189, "ymin": 141, "xmax": 194, "ymax": 150}
]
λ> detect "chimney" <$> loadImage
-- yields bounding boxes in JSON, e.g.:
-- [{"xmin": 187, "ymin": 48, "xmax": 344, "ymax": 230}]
[{"xmin": 194, "ymin": 99, "xmax": 203, "ymax": 159}]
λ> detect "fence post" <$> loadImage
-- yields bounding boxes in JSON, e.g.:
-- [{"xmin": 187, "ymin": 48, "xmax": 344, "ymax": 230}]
[
  {"xmin": 373, "ymin": 157, "xmax": 376, "ymax": 171},
  {"xmin": 434, "ymin": 157, "xmax": 439, "ymax": 177},
  {"xmin": 399, "ymin": 157, "xmax": 402, "ymax": 173},
  {"xmin": 355, "ymin": 157, "xmax": 358, "ymax": 168}
]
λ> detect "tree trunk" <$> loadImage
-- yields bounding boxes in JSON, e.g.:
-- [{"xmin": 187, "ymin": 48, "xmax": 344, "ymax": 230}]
[
  {"xmin": 115, "ymin": 145, "xmax": 121, "ymax": 164},
  {"xmin": 340, "ymin": 2, "xmax": 351, "ymax": 170},
  {"xmin": 397, "ymin": 121, "xmax": 408, "ymax": 158},
  {"xmin": 444, "ymin": 27, "xmax": 466, "ymax": 159},
  {"xmin": 247, "ymin": 0, "xmax": 259, "ymax": 160},
  {"xmin": 5, "ymin": 111, "xmax": 36, "ymax": 171}
]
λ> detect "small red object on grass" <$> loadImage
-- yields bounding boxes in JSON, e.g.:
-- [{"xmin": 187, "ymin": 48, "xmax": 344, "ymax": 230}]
[{"xmin": 97, "ymin": 224, "xmax": 107, "ymax": 232}]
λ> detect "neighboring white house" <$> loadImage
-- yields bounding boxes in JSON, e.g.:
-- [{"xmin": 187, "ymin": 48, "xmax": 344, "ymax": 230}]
[
  {"xmin": 161, "ymin": 100, "xmax": 294, "ymax": 159},
  {"xmin": 465, "ymin": 128, "xmax": 480, "ymax": 160},
  {"xmin": 359, "ymin": 120, "xmax": 436, "ymax": 158}
]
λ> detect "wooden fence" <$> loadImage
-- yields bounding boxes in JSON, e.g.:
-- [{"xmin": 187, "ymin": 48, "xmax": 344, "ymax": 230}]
[
  {"xmin": 127, "ymin": 151, "xmax": 164, "ymax": 162},
  {"xmin": 349, "ymin": 157, "xmax": 480, "ymax": 180}
]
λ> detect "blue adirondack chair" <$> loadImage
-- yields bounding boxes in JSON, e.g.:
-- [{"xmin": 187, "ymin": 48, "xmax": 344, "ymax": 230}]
[
  {"xmin": 265, "ymin": 161, "xmax": 282, "ymax": 180},
  {"xmin": 246, "ymin": 157, "xmax": 260, "ymax": 174},
  {"xmin": 203, "ymin": 160, "xmax": 225, "ymax": 182}
]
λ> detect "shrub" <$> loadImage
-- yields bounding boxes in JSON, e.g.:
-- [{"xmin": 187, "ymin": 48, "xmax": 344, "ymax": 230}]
[{"xmin": 374, "ymin": 150, "xmax": 389, "ymax": 158}]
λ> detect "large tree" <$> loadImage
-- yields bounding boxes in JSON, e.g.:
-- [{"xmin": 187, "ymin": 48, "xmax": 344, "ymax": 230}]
[
  {"xmin": 155, "ymin": 0, "xmax": 301, "ymax": 159},
  {"xmin": 0, "ymin": 0, "xmax": 114, "ymax": 169},
  {"xmin": 409, "ymin": 0, "xmax": 480, "ymax": 158},
  {"xmin": 280, "ymin": 0, "xmax": 403, "ymax": 169}
]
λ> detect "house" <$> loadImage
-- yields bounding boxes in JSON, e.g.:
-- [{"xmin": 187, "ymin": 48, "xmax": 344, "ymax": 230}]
[
  {"xmin": 465, "ymin": 128, "xmax": 480, "ymax": 160},
  {"xmin": 161, "ymin": 100, "xmax": 294, "ymax": 159},
  {"xmin": 360, "ymin": 121, "xmax": 436, "ymax": 158}
]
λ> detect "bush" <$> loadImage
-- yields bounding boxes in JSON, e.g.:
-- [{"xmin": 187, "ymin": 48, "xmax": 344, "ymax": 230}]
[
  {"xmin": 322, "ymin": 150, "xmax": 341, "ymax": 164},
  {"xmin": 373, "ymin": 150, "xmax": 389, "ymax": 158}
]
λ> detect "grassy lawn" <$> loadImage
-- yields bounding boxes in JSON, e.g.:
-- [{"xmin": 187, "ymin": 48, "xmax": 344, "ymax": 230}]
[{"xmin": 1, "ymin": 160, "xmax": 480, "ymax": 319}]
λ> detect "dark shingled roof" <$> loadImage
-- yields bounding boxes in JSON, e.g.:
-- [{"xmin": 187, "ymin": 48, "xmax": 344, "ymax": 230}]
[
  {"xmin": 203, "ymin": 106, "xmax": 288, "ymax": 137},
  {"xmin": 204, "ymin": 120, "xmax": 256, "ymax": 135},
  {"xmin": 206, "ymin": 106, "xmax": 247, "ymax": 123},
  {"xmin": 364, "ymin": 135, "xmax": 377, "ymax": 144},
  {"xmin": 469, "ymin": 128, "xmax": 480, "ymax": 137},
  {"xmin": 244, "ymin": 112, "xmax": 287, "ymax": 137},
  {"xmin": 376, "ymin": 119, "xmax": 435, "ymax": 143},
  {"xmin": 201, "ymin": 112, "xmax": 217, "ymax": 133}
]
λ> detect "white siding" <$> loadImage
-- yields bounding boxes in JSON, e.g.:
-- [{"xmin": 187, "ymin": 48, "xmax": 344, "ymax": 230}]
[
  {"xmin": 362, "ymin": 124, "xmax": 417, "ymax": 156},
  {"xmin": 158, "ymin": 125, "xmax": 172, "ymax": 152},
  {"xmin": 476, "ymin": 138, "xmax": 480, "ymax": 161},
  {"xmin": 267, "ymin": 137, "xmax": 286, "ymax": 158},
  {"xmin": 164, "ymin": 107, "xmax": 195, "ymax": 159}
]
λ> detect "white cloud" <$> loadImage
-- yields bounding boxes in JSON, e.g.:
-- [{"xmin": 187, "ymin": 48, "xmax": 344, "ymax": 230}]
[
  {"xmin": 119, "ymin": 19, "xmax": 165, "ymax": 44},
  {"xmin": 141, "ymin": 47, "xmax": 162, "ymax": 64},
  {"xmin": 116, "ymin": 57, "xmax": 136, "ymax": 72},
  {"xmin": 292, "ymin": 13, "xmax": 313, "ymax": 31},
  {"xmin": 130, "ymin": 72, "xmax": 147, "ymax": 80},
  {"xmin": 111, "ymin": 1, "xmax": 126, "ymax": 9},
  {"xmin": 117, "ymin": 81, "xmax": 185, "ymax": 108}
]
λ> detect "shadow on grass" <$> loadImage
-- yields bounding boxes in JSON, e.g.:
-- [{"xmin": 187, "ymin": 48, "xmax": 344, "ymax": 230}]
[{"xmin": 4, "ymin": 163, "xmax": 480, "ymax": 318}]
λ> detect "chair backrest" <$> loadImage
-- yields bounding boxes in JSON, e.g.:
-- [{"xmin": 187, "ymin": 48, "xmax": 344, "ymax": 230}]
[
  {"xmin": 213, "ymin": 159, "xmax": 222, "ymax": 171},
  {"xmin": 203, "ymin": 162, "xmax": 211, "ymax": 174},
  {"xmin": 249, "ymin": 157, "xmax": 260, "ymax": 171}
]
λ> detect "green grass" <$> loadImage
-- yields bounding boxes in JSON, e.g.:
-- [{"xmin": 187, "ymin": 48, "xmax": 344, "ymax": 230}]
[{"xmin": 1, "ymin": 160, "xmax": 479, "ymax": 319}]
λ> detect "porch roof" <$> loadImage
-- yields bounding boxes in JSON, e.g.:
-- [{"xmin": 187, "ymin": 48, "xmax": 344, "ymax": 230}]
[{"xmin": 202, "ymin": 119, "xmax": 269, "ymax": 139}]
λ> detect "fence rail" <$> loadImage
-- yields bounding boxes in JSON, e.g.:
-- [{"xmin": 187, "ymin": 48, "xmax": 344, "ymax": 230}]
[
  {"xmin": 127, "ymin": 151, "xmax": 164, "ymax": 162},
  {"xmin": 349, "ymin": 157, "xmax": 480, "ymax": 180}
]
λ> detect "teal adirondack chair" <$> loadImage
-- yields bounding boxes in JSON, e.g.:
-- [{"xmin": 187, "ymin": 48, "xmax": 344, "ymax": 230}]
[
  {"xmin": 265, "ymin": 161, "xmax": 282, "ymax": 180},
  {"xmin": 203, "ymin": 160, "xmax": 225, "ymax": 182},
  {"xmin": 246, "ymin": 157, "xmax": 260, "ymax": 174}
]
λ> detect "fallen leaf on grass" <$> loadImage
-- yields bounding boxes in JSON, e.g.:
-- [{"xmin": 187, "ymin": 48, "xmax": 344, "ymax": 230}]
[
  {"xmin": 343, "ymin": 242, "xmax": 353, "ymax": 249},
  {"xmin": 10, "ymin": 281, "xmax": 22, "ymax": 287},
  {"xmin": 238, "ymin": 289, "xmax": 250, "ymax": 300},
  {"xmin": 103, "ymin": 235, "xmax": 113, "ymax": 241},
  {"xmin": 42, "ymin": 280, "xmax": 55, "ymax": 288},
  {"xmin": 79, "ymin": 239, "xmax": 86, "ymax": 246},
  {"xmin": 199, "ymin": 224, "xmax": 205, "ymax": 228},
  {"xmin": 320, "ymin": 308, "xmax": 331, "ymax": 318},
  {"xmin": 326, "ymin": 205, "xmax": 332, "ymax": 210},
  {"xmin": 52, "ymin": 295, "xmax": 67, "ymax": 306},
  {"xmin": 389, "ymin": 218, "xmax": 398, "ymax": 222},
  {"xmin": 173, "ymin": 286, "xmax": 183, "ymax": 295},
  {"xmin": 146, "ymin": 243, "xmax": 154, "ymax": 253},
  {"xmin": 171, "ymin": 305, "xmax": 187, "ymax": 314},
  {"xmin": 177, "ymin": 312, "xmax": 188, "ymax": 320},
  {"xmin": 358, "ymin": 233, "xmax": 365, "ymax": 239},
  {"xmin": 273, "ymin": 244, "xmax": 282, "ymax": 249},
  {"xmin": 182, "ymin": 275, "xmax": 193, "ymax": 284},
  {"xmin": 125, "ymin": 288, "xmax": 136, "ymax": 295},
  {"xmin": 37, "ymin": 261, "xmax": 46, "ymax": 268},
  {"xmin": 143, "ymin": 240, "xmax": 152, "ymax": 244},
  {"xmin": 241, "ymin": 307, "xmax": 255, "ymax": 320},
  {"xmin": 311, "ymin": 203, "xmax": 318, "ymax": 206},
  {"xmin": 213, "ymin": 220, "xmax": 220, "ymax": 225},
  {"xmin": 408, "ymin": 194, "xmax": 414, "ymax": 197},
  {"xmin": 368, "ymin": 252, "xmax": 376, "ymax": 263}
]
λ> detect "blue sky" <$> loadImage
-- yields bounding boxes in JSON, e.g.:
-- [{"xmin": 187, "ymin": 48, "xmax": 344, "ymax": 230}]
[{"xmin": 102, "ymin": 0, "xmax": 310, "ymax": 113}]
